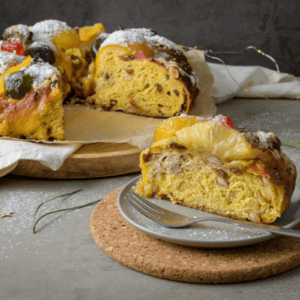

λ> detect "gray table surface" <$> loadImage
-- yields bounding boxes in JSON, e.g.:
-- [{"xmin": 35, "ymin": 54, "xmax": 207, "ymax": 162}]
[{"xmin": 1, "ymin": 98, "xmax": 300, "ymax": 300}]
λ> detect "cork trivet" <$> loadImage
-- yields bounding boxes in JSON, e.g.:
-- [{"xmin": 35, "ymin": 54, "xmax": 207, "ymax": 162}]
[{"xmin": 90, "ymin": 188, "xmax": 300, "ymax": 284}]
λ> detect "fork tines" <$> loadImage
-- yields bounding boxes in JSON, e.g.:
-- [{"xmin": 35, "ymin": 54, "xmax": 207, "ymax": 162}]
[
  {"xmin": 127, "ymin": 190, "xmax": 161, "ymax": 213},
  {"xmin": 125, "ymin": 190, "xmax": 164, "ymax": 222}
]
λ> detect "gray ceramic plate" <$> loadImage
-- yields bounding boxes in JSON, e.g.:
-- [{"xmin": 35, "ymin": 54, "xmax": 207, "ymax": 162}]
[{"xmin": 118, "ymin": 176, "xmax": 300, "ymax": 248}]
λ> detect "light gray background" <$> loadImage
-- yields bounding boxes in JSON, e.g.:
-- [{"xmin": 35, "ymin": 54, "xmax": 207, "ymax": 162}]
[{"xmin": 1, "ymin": 0, "xmax": 300, "ymax": 75}]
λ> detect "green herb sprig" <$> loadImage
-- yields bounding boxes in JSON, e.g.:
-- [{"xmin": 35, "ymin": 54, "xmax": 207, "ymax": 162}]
[
  {"xmin": 32, "ymin": 189, "xmax": 101, "ymax": 233},
  {"xmin": 282, "ymin": 142, "xmax": 300, "ymax": 150}
]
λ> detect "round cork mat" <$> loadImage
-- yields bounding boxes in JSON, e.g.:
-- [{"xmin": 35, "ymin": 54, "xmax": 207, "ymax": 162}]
[{"xmin": 90, "ymin": 187, "xmax": 300, "ymax": 284}]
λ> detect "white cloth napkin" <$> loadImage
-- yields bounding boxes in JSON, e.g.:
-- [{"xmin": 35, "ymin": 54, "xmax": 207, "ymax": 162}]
[
  {"xmin": 0, "ymin": 140, "xmax": 81, "ymax": 177},
  {"xmin": 208, "ymin": 63, "xmax": 300, "ymax": 104}
]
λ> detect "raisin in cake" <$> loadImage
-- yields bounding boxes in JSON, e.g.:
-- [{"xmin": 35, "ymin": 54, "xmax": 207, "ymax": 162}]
[
  {"xmin": 135, "ymin": 115, "xmax": 297, "ymax": 224},
  {"xmin": 89, "ymin": 28, "xmax": 199, "ymax": 117}
]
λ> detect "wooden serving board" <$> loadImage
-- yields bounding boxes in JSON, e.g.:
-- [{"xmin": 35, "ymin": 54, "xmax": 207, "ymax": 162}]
[{"xmin": 10, "ymin": 143, "xmax": 141, "ymax": 179}]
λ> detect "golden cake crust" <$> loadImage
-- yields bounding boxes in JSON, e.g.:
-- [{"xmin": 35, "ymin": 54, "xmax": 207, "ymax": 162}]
[{"xmin": 241, "ymin": 130, "xmax": 297, "ymax": 214}]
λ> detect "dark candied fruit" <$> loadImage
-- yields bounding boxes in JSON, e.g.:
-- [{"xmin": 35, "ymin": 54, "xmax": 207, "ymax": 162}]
[
  {"xmin": 24, "ymin": 43, "xmax": 55, "ymax": 65},
  {"xmin": 169, "ymin": 142, "xmax": 187, "ymax": 150},
  {"xmin": 90, "ymin": 34, "xmax": 109, "ymax": 59},
  {"xmin": 4, "ymin": 71, "xmax": 33, "ymax": 100}
]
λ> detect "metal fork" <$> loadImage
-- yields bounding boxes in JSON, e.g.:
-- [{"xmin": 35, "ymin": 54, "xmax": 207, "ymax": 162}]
[{"xmin": 125, "ymin": 190, "xmax": 300, "ymax": 238}]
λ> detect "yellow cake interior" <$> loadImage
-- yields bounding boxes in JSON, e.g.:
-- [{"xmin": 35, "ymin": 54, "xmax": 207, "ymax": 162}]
[{"xmin": 91, "ymin": 51, "xmax": 187, "ymax": 116}]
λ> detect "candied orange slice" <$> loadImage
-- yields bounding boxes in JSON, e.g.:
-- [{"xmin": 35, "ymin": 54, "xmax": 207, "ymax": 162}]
[
  {"xmin": 53, "ymin": 29, "xmax": 81, "ymax": 51},
  {"xmin": 175, "ymin": 121, "xmax": 256, "ymax": 162},
  {"xmin": 79, "ymin": 23, "xmax": 105, "ymax": 42},
  {"xmin": 95, "ymin": 42, "xmax": 155, "ymax": 73},
  {"xmin": 154, "ymin": 115, "xmax": 203, "ymax": 142},
  {"xmin": 79, "ymin": 23, "xmax": 106, "ymax": 52},
  {"xmin": 95, "ymin": 45, "xmax": 131, "ymax": 74}
]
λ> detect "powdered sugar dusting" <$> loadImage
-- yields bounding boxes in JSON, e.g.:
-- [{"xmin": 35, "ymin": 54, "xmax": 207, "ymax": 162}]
[
  {"xmin": 207, "ymin": 115, "xmax": 224, "ymax": 125},
  {"xmin": 3, "ymin": 24, "xmax": 30, "ymax": 39},
  {"xmin": 30, "ymin": 20, "xmax": 71, "ymax": 52},
  {"xmin": 0, "ymin": 52, "xmax": 25, "ymax": 74},
  {"xmin": 0, "ymin": 174, "xmax": 135, "ymax": 260},
  {"xmin": 8, "ymin": 37, "xmax": 21, "ymax": 43},
  {"xmin": 31, "ymin": 20, "xmax": 71, "ymax": 37},
  {"xmin": 153, "ymin": 51, "xmax": 168, "ymax": 60},
  {"xmin": 196, "ymin": 116, "xmax": 205, "ymax": 121},
  {"xmin": 257, "ymin": 131, "xmax": 273, "ymax": 142},
  {"xmin": 0, "ymin": 186, "xmax": 91, "ymax": 257},
  {"xmin": 23, "ymin": 62, "xmax": 59, "ymax": 87},
  {"xmin": 28, "ymin": 41, "xmax": 48, "ymax": 48},
  {"xmin": 101, "ymin": 28, "xmax": 179, "ymax": 51},
  {"xmin": 178, "ymin": 113, "xmax": 205, "ymax": 122}
]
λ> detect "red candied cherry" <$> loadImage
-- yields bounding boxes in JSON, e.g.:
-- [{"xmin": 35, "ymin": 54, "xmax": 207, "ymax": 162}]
[
  {"xmin": 208, "ymin": 115, "xmax": 233, "ymax": 128},
  {"xmin": 1, "ymin": 38, "xmax": 24, "ymax": 55}
]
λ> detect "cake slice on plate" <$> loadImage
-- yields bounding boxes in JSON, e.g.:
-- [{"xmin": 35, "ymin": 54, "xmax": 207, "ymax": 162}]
[{"xmin": 135, "ymin": 115, "xmax": 297, "ymax": 223}]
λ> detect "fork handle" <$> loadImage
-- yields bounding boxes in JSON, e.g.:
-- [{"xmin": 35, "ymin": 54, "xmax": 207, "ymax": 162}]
[{"xmin": 192, "ymin": 217, "xmax": 300, "ymax": 238}]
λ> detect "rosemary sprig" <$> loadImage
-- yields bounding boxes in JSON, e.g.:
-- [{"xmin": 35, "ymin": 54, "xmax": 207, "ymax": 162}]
[
  {"xmin": 32, "ymin": 189, "xmax": 101, "ymax": 233},
  {"xmin": 282, "ymin": 142, "xmax": 300, "ymax": 150},
  {"xmin": 33, "ymin": 189, "xmax": 82, "ymax": 221}
]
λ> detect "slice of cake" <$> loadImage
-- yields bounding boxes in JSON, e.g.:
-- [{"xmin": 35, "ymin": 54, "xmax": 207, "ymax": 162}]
[
  {"xmin": 90, "ymin": 28, "xmax": 199, "ymax": 117},
  {"xmin": 0, "ymin": 53, "xmax": 64, "ymax": 140},
  {"xmin": 135, "ymin": 115, "xmax": 297, "ymax": 223},
  {"xmin": 0, "ymin": 20, "xmax": 106, "ymax": 140}
]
